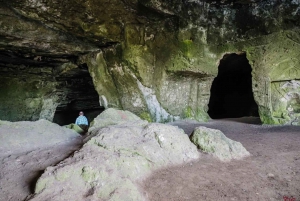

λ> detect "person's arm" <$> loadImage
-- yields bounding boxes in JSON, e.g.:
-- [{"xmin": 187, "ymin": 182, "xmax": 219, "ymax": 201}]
[{"xmin": 75, "ymin": 118, "xmax": 78, "ymax": 125}]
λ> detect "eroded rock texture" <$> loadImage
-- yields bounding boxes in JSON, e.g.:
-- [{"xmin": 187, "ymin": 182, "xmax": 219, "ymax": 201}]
[
  {"xmin": 190, "ymin": 126, "xmax": 250, "ymax": 162},
  {"xmin": 0, "ymin": 0, "xmax": 299, "ymax": 124},
  {"xmin": 88, "ymin": 108, "xmax": 146, "ymax": 132},
  {"xmin": 0, "ymin": 119, "xmax": 80, "ymax": 155},
  {"xmin": 28, "ymin": 122, "xmax": 199, "ymax": 200}
]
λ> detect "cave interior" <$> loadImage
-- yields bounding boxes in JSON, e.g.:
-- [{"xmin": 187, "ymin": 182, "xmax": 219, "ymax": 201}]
[
  {"xmin": 0, "ymin": 51, "xmax": 104, "ymax": 124},
  {"xmin": 208, "ymin": 53, "xmax": 259, "ymax": 119}
]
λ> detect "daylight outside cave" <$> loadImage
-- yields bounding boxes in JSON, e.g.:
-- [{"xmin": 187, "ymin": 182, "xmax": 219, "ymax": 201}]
[{"xmin": 208, "ymin": 53, "xmax": 259, "ymax": 119}]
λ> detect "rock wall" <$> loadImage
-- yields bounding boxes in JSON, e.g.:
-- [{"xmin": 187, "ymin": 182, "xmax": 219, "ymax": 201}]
[
  {"xmin": 83, "ymin": 0, "xmax": 300, "ymax": 124},
  {"xmin": 0, "ymin": 77, "xmax": 56, "ymax": 121},
  {"xmin": 0, "ymin": 5, "xmax": 102, "ymax": 122},
  {"xmin": 0, "ymin": 0, "xmax": 299, "ymax": 124}
]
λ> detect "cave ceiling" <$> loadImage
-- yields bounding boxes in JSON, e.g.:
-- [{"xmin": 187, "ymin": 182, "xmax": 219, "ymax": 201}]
[{"xmin": 0, "ymin": 0, "xmax": 299, "ymax": 123}]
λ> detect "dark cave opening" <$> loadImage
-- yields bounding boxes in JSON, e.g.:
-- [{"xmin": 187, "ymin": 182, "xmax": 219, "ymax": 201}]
[
  {"xmin": 53, "ymin": 107, "xmax": 104, "ymax": 126},
  {"xmin": 0, "ymin": 50, "xmax": 105, "ymax": 123},
  {"xmin": 207, "ymin": 53, "xmax": 259, "ymax": 119},
  {"xmin": 52, "ymin": 63, "xmax": 105, "ymax": 126}
]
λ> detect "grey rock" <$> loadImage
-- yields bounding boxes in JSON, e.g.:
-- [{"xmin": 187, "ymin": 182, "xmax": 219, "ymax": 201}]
[
  {"xmin": 267, "ymin": 173, "xmax": 275, "ymax": 179},
  {"xmin": 88, "ymin": 108, "xmax": 148, "ymax": 132},
  {"xmin": 190, "ymin": 126, "xmax": 250, "ymax": 162},
  {"xmin": 1, "ymin": 0, "xmax": 300, "ymax": 124},
  {"xmin": 29, "ymin": 122, "xmax": 199, "ymax": 200},
  {"xmin": 0, "ymin": 119, "xmax": 80, "ymax": 155}
]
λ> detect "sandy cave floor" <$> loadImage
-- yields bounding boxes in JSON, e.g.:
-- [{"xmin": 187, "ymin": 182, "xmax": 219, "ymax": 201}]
[
  {"xmin": 0, "ymin": 117, "xmax": 299, "ymax": 201},
  {"xmin": 141, "ymin": 118, "xmax": 300, "ymax": 201}
]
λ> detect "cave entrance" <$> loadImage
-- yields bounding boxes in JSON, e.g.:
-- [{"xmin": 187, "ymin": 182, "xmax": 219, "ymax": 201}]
[
  {"xmin": 53, "ymin": 63, "xmax": 105, "ymax": 126},
  {"xmin": 207, "ymin": 53, "xmax": 259, "ymax": 119},
  {"xmin": 53, "ymin": 107, "xmax": 104, "ymax": 126}
]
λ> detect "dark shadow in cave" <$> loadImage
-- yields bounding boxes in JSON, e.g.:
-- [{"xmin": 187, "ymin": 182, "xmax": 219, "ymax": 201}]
[
  {"xmin": 208, "ymin": 53, "xmax": 259, "ymax": 119},
  {"xmin": 53, "ymin": 108, "xmax": 104, "ymax": 126},
  {"xmin": 53, "ymin": 63, "xmax": 105, "ymax": 126}
]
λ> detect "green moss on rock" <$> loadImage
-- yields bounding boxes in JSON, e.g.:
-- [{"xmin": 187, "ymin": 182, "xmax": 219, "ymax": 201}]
[
  {"xmin": 81, "ymin": 166, "xmax": 98, "ymax": 183},
  {"xmin": 139, "ymin": 111, "xmax": 153, "ymax": 122},
  {"xmin": 35, "ymin": 177, "xmax": 52, "ymax": 194},
  {"xmin": 180, "ymin": 39, "xmax": 194, "ymax": 58},
  {"xmin": 184, "ymin": 106, "xmax": 193, "ymax": 118},
  {"xmin": 184, "ymin": 106, "xmax": 209, "ymax": 122}
]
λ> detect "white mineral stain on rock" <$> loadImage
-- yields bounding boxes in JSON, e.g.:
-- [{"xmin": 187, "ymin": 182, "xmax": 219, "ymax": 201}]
[
  {"xmin": 136, "ymin": 79, "xmax": 180, "ymax": 123},
  {"xmin": 100, "ymin": 95, "xmax": 108, "ymax": 108}
]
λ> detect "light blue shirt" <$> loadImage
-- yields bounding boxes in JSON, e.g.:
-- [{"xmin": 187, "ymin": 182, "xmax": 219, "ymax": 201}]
[{"xmin": 75, "ymin": 115, "xmax": 88, "ymax": 125}]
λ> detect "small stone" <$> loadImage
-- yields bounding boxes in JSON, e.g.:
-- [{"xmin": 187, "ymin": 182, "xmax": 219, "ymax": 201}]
[{"xmin": 267, "ymin": 173, "xmax": 275, "ymax": 178}]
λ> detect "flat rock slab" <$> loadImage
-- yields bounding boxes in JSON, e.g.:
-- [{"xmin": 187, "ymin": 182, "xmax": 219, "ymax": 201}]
[
  {"xmin": 0, "ymin": 119, "xmax": 81, "ymax": 155},
  {"xmin": 0, "ymin": 119, "xmax": 82, "ymax": 201}
]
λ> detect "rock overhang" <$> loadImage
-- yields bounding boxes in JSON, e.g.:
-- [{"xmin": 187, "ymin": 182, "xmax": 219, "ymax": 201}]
[{"xmin": 0, "ymin": 0, "xmax": 299, "ymax": 124}]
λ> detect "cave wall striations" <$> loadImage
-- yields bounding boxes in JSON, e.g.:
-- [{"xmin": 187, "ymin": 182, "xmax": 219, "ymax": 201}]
[{"xmin": 0, "ymin": 0, "xmax": 299, "ymax": 124}]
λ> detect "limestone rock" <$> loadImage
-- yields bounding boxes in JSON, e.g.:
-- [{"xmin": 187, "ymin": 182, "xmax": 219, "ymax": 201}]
[
  {"xmin": 88, "ymin": 108, "xmax": 148, "ymax": 131},
  {"xmin": 28, "ymin": 123, "xmax": 199, "ymax": 201},
  {"xmin": 190, "ymin": 126, "xmax": 250, "ymax": 162},
  {"xmin": 0, "ymin": 119, "xmax": 80, "ymax": 155},
  {"xmin": 269, "ymin": 80, "xmax": 300, "ymax": 125},
  {"xmin": 1, "ymin": 1, "xmax": 300, "ymax": 124}
]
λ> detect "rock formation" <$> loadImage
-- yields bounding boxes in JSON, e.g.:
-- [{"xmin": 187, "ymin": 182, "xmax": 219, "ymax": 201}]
[
  {"xmin": 0, "ymin": 0, "xmax": 299, "ymax": 124},
  {"xmin": 0, "ymin": 119, "xmax": 81, "ymax": 155},
  {"xmin": 190, "ymin": 126, "xmax": 250, "ymax": 162},
  {"xmin": 88, "ymin": 108, "xmax": 146, "ymax": 132},
  {"xmin": 27, "ymin": 119, "xmax": 199, "ymax": 200}
]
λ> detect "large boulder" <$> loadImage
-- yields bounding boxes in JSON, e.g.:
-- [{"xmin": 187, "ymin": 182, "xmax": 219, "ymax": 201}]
[
  {"xmin": 190, "ymin": 126, "xmax": 250, "ymax": 162},
  {"xmin": 88, "ymin": 108, "xmax": 147, "ymax": 132},
  {"xmin": 28, "ymin": 123, "xmax": 199, "ymax": 201},
  {"xmin": 0, "ymin": 119, "xmax": 81, "ymax": 155}
]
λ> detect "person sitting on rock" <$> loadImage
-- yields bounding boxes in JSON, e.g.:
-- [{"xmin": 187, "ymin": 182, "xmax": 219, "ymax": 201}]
[{"xmin": 75, "ymin": 111, "xmax": 88, "ymax": 132}]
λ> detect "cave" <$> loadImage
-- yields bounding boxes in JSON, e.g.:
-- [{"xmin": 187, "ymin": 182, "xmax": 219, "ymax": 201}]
[
  {"xmin": 0, "ymin": 50, "xmax": 104, "ymax": 124},
  {"xmin": 52, "ymin": 63, "xmax": 105, "ymax": 126},
  {"xmin": 208, "ymin": 53, "xmax": 259, "ymax": 119},
  {"xmin": 53, "ymin": 108, "xmax": 104, "ymax": 126},
  {"xmin": 1, "ymin": 1, "xmax": 300, "ymax": 200}
]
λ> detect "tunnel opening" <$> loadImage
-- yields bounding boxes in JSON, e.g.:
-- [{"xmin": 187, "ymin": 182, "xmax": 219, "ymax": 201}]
[
  {"xmin": 207, "ymin": 53, "xmax": 259, "ymax": 119},
  {"xmin": 53, "ymin": 63, "xmax": 105, "ymax": 126},
  {"xmin": 0, "ymin": 50, "xmax": 105, "ymax": 123},
  {"xmin": 53, "ymin": 107, "xmax": 104, "ymax": 126}
]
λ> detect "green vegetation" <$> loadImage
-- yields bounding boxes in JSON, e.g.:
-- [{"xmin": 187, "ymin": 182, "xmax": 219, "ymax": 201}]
[
  {"xmin": 180, "ymin": 39, "xmax": 194, "ymax": 58},
  {"xmin": 139, "ymin": 111, "xmax": 153, "ymax": 122}
]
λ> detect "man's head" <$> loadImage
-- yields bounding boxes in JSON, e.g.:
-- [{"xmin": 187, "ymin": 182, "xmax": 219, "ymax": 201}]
[{"xmin": 79, "ymin": 111, "xmax": 84, "ymax": 116}]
